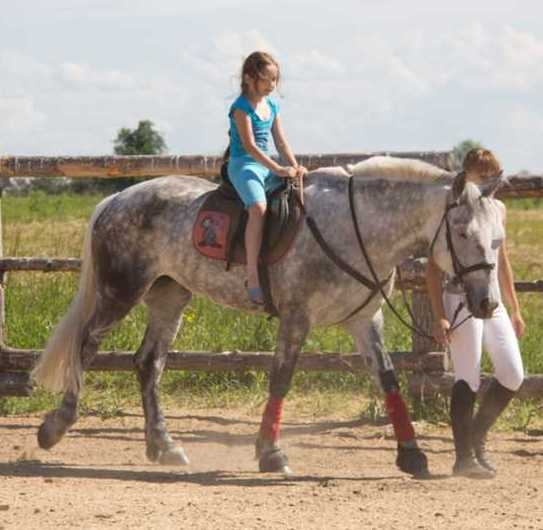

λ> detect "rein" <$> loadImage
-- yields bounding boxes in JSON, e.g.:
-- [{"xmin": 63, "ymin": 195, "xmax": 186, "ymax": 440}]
[
  {"xmin": 299, "ymin": 173, "xmax": 495, "ymax": 338},
  {"xmin": 349, "ymin": 176, "xmax": 496, "ymax": 339},
  {"xmin": 347, "ymin": 176, "xmax": 436, "ymax": 340},
  {"xmin": 294, "ymin": 187, "xmax": 393, "ymax": 326}
]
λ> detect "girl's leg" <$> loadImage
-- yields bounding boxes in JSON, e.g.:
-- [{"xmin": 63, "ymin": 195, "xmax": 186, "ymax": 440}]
[
  {"xmin": 245, "ymin": 201, "xmax": 267, "ymax": 295},
  {"xmin": 227, "ymin": 163, "xmax": 268, "ymax": 301},
  {"xmin": 474, "ymin": 304, "xmax": 524, "ymax": 472},
  {"xmin": 445, "ymin": 293, "xmax": 493, "ymax": 478}
]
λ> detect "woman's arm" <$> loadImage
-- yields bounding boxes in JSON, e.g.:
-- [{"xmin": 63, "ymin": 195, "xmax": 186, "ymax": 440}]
[
  {"xmin": 426, "ymin": 256, "xmax": 450, "ymax": 345},
  {"xmin": 233, "ymin": 110, "xmax": 296, "ymax": 178},
  {"xmin": 496, "ymin": 203, "xmax": 526, "ymax": 338}
]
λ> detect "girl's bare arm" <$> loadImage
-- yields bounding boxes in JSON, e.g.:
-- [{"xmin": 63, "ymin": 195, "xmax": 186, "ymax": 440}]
[
  {"xmin": 233, "ymin": 110, "xmax": 295, "ymax": 178},
  {"xmin": 271, "ymin": 114, "xmax": 298, "ymax": 168}
]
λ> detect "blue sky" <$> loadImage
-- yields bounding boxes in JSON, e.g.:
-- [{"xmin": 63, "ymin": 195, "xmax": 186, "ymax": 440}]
[{"xmin": 1, "ymin": 1, "xmax": 542, "ymax": 172}]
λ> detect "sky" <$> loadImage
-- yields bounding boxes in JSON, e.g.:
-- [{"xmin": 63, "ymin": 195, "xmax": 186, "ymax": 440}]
[{"xmin": 1, "ymin": 0, "xmax": 542, "ymax": 173}]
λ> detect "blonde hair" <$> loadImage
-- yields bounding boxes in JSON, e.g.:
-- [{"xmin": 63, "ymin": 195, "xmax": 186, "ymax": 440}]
[{"xmin": 463, "ymin": 148, "xmax": 501, "ymax": 177}]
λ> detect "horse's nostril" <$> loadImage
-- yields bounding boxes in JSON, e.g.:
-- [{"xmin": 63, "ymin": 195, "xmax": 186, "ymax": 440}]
[{"xmin": 480, "ymin": 298, "xmax": 498, "ymax": 315}]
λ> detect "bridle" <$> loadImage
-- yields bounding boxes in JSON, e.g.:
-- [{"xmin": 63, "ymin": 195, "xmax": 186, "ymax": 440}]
[
  {"xmin": 423, "ymin": 196, "xmax": 497, "ymax": 335},
  {"xmin": 301, "ymin": 172, "xmax": 497, "ymax": 337},
  {"xmin": 430, "ymin": 199, "xmax": 496, "ymax": 281}
]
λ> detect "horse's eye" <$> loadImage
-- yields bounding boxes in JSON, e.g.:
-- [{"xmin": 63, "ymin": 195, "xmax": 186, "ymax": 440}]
[{"xmin": 458, "ymin": 230, "xmax": 468, "ymax": 239}]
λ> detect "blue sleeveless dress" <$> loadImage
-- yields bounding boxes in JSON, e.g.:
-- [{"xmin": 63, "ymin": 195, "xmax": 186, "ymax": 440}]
[{"xmin": 227, "ymin": 95, "xmax": 282, "ymax": 208}]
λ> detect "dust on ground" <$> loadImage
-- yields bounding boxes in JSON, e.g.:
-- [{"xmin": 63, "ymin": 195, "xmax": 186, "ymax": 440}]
[{"xmin": 1, "ymin": 408, "xmax": 542, "ymax": 529}]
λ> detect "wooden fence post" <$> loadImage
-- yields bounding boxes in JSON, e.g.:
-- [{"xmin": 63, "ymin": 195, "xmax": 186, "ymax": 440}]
[
  {"xmin": 406, "ymin": 258, "xmax": 449, "ymax": 400},
  {"xmin": 0, "ymin": 185, "xmax": 5, "ymax": 347}
]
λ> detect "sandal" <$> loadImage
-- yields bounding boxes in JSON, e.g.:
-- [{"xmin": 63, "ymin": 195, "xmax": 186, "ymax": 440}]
[{"xmin": 245, "ymin": 282, "xmax": 265, "ymax": 305}]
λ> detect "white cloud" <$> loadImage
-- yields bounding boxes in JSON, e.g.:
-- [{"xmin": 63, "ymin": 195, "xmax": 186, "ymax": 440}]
[
  {"xmin": 1, "ymin": 5, "xmax": 543, "ymax": 170},
  {"xmin": 56, "ymin": 62, "xmax": 136, "ymax": 91},
  {"xmin": 0, "ymin": 96, "xmax": 46, "ymax": 134}
]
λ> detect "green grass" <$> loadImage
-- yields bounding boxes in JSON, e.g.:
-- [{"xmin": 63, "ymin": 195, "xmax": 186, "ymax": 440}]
[{"xmin": 0, "ymin": 191, "xmax": 541, "ymax": 429}]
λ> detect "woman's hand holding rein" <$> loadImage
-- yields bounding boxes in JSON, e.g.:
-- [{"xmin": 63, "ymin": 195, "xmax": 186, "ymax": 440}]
[{"xmin": 432, "ymin": 318, "xmax": 451, "ymax": 346}]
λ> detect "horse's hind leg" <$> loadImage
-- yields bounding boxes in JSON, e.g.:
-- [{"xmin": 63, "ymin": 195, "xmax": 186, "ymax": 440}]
[
  {"xmin": 135, "ymin": 276, "xmax": 192, "ymax": 465},
  {"xmin": 345, "ymin": 310, "xmax": 429, "ymax": 477},
  {"xmin": 38, "ymin": 296, "xmax": 135, "ymax": 449}
]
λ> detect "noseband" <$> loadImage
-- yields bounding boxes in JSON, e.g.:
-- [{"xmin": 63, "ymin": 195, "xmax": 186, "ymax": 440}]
[{"xmin": 431, "ymin": 199, "xmax": 496, "ymax": 281}]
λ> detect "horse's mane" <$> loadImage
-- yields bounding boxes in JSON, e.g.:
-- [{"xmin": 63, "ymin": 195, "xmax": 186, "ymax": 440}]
[{"xmin": 347, "ymin": 156, "xmax": 453, "ymax": 182}]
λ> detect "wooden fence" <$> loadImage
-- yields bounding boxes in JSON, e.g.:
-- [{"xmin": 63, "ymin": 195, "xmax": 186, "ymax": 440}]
[{"xmin": 0, "ymin": 152, "xmax": 542, "ymax": 399}]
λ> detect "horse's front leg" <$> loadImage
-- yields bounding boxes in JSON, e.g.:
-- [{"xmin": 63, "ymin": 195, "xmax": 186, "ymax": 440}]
[
  {"xmin": 256, "ymin": 312, "xmax": 310, "ymax": 474},
  {"xmin": 345, "ymin": 310, "xmax": 429, "ymax": 477}
]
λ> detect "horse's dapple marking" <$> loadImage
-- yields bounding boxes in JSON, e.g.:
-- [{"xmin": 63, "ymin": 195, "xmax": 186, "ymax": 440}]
[{"xmin": 32, "ymin": 157, "xmax": 503, "ymax": 477}]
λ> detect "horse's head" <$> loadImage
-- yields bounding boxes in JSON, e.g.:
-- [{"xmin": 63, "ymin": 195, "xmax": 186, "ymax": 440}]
[{"xmin": 432, "ymin": 171, "xmax": 505, "ymax": 319}]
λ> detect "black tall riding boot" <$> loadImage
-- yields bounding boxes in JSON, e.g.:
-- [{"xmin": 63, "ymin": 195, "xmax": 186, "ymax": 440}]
[
  {"xmin": 450, "ymin": 380, "xmax": 494, "ymax": 478},
  {"xmin": 472, "ymin": 378, "xmax": 516, "ymax": 474}
]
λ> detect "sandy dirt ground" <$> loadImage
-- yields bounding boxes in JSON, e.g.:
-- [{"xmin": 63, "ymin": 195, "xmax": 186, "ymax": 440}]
[{"xmin": 1, "ymin": 408, "xmax": 543, "ymax": 530}]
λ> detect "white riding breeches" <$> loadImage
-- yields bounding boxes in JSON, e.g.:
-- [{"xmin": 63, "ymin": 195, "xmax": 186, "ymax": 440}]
[{"xmin": 443, "ymin": 292, "xmax": 524, "ymax": 392}]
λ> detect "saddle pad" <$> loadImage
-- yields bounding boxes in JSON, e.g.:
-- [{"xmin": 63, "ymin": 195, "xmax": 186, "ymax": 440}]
[{"xmin": 192, "ymin": 184, "xmax": 303, "ymax": 266}]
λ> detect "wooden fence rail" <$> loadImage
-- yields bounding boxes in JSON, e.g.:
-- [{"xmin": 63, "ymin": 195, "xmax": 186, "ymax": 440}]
[
  {"xmin": 0, "ymin": 152, "xmax": 541, "ymax": 400},
  {"xmin": 0, "ymin": 152, "xmax": 453, "ymax": 179}
]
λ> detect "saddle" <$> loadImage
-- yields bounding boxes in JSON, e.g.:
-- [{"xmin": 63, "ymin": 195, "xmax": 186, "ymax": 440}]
[{"xmin": 193, "ymin": 176, "xmax": 304, "ymax": 269}]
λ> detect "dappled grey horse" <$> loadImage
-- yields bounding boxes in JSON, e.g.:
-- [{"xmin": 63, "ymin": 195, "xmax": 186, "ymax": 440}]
[{"xmin": 32, "ymin": 156, "xmax": 504, "ymax": 477}]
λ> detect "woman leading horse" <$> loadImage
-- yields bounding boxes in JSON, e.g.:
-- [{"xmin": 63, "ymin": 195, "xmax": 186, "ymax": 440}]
[{"xmin": 32, "ymin": 156, "xmax": 504, "ymax": 477}]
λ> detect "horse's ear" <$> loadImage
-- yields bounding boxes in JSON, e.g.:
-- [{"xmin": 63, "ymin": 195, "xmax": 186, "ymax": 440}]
[
  {"xmin": 479, "ymin": 170, "xmax": 505, "ymax": 197},
  {"xmin": 452, "ymin": 171, "xmax": 467, "ymax": 199}
]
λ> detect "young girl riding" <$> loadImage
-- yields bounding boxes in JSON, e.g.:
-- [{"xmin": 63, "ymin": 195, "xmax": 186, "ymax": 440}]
[
  {"xmin": 426, "ymin": 148, "xmax": 525, "ymax": 478},
  {"xmin": 225, "ymin": 51, "xmax": 306, "ymax": 305}
]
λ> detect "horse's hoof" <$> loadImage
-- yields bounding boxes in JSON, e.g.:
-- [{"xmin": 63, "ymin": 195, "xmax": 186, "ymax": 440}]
[
  {"xmin": 158, "ymin": 447, "xmax": 190, "ymax": 466},
  {"xmin": 146, "ymin": 444, "xmax": 160, "ymax": 462},
  {"xmin": 37, "ymin": 419, "xmax": 66, "ymax": 450},
  {"xmin": 259, "ymin": 448, "xmax": 289, "ymax": 473},
  {"xmin": 396, "ymin": 444, "xmax": 429, "ymax": 477}
]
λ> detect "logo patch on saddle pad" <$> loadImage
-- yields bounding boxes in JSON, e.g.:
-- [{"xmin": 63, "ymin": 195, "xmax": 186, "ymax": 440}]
[
  {"xmin": 192, "ymin": 183, "xmax": 304, "ymax": 267},
  {"xmin": 193, "ymin": 210, "xmax": 230, "ymax": 260}
]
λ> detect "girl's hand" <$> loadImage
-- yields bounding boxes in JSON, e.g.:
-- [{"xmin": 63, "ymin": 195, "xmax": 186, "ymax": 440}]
[
  {"xmin": 432, "ymin": 318, "xmax": 451, "ymax": 346},
  {"xmin": 277, "ymin": 166, "xmax": 297, "ymax": 178},
  {"xmin": 511, "ymin": 311, "xmax": 526, "ymax": 338},
  {"xmin": 295, "ymin": 165, "xmax": 308, "ymax": 178}
]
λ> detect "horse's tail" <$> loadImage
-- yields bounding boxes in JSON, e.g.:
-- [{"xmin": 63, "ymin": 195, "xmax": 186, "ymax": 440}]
[{"xmin": 31, "ymin": 195, "xmax": 114, "ymax": 394}]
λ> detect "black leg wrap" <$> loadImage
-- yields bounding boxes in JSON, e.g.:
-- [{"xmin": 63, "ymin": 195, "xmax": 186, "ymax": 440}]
[
  {"xmin": 379, "ymin": 369, "xmax": 399, "ymax": 393},
  {"xmin": 396, "ymin": 444, "xmax": 429, "ymax": 477},
  {"xmin": 259, "ymin": 448, "xmax": 289, "ymax": 473}
]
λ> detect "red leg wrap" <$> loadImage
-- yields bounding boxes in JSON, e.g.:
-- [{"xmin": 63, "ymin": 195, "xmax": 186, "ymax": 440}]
[
  {"xmin": 385, "ymin": 390, "xmax": 415, "ymax": 442},
  {"xmin": 259, "ymin": 396, "xmax": 284, "ymax": 442}
]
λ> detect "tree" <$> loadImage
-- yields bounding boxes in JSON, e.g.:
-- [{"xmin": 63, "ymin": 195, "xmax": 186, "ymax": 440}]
[
  {"xmin": 113, "ymin": 120, "xmax": 167, "ymax": 155},
  {"xmin": 452, "ymin": 139, "xmax": 483, "ymax": 171},
  {"xmin": 111, "ymin": 120, "xmax": 167, "ymax": 189}
]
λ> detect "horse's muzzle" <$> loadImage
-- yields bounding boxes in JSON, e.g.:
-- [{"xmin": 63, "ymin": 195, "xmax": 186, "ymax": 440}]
[{"xmin": 472, "ymin": 297, "xmax": 498, "ymax": 319}]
